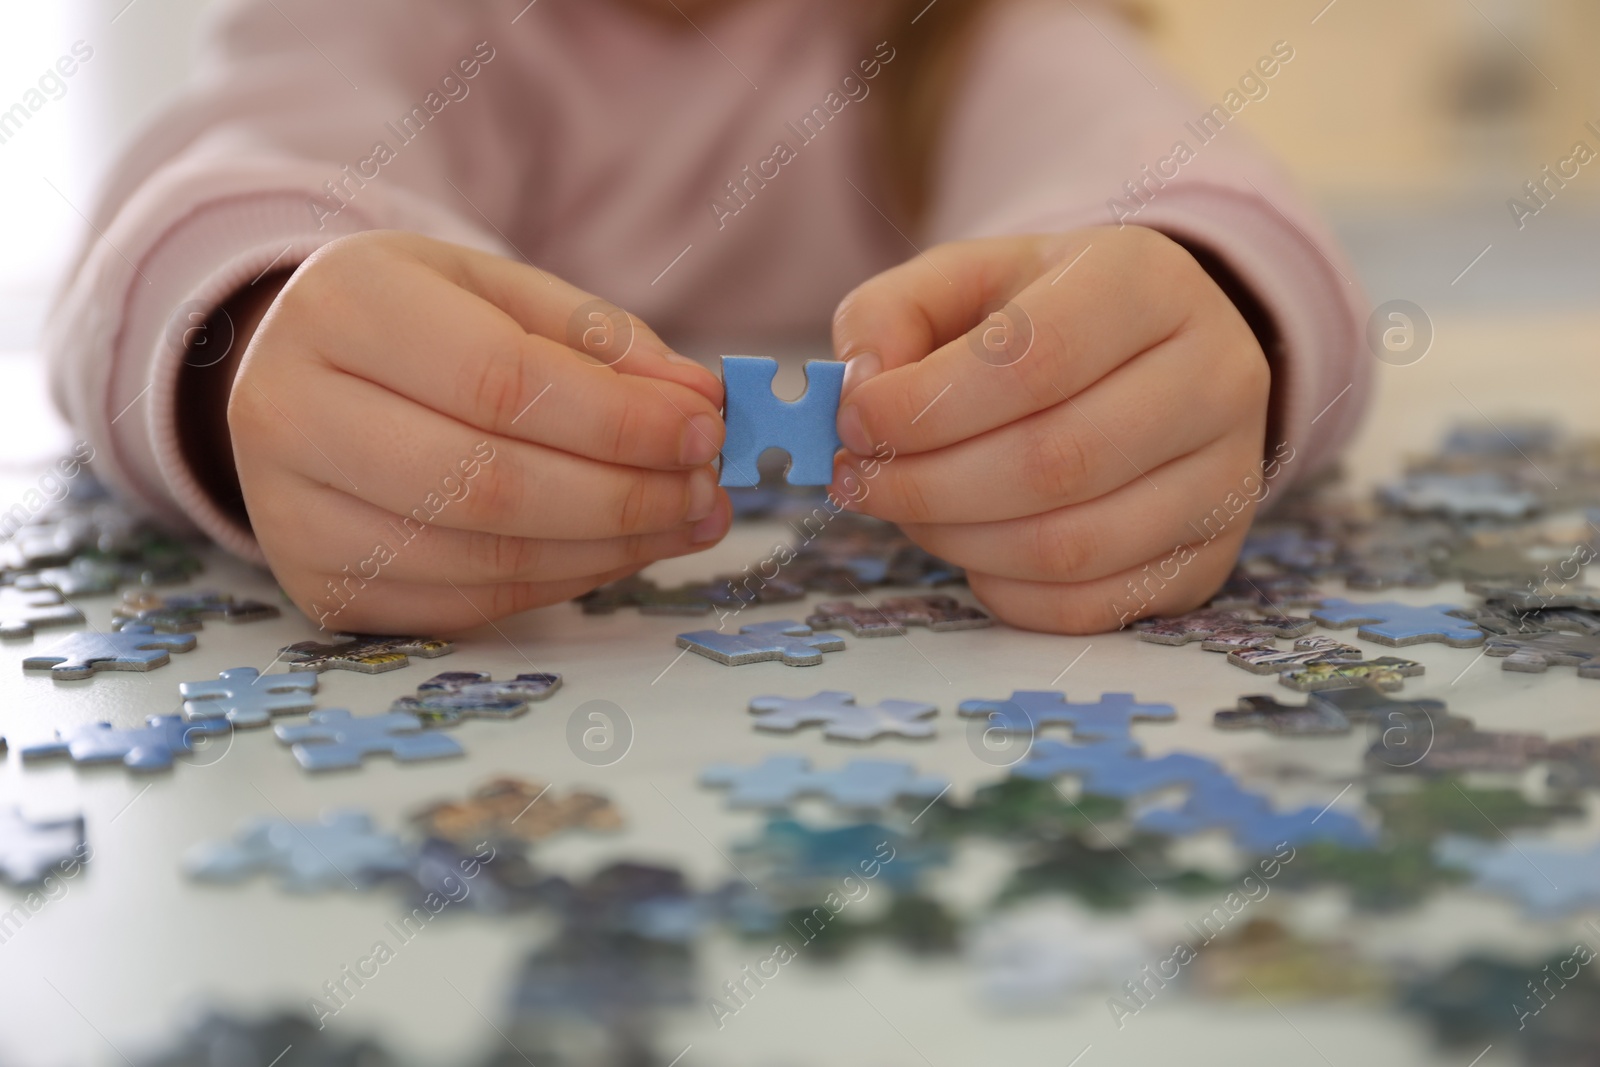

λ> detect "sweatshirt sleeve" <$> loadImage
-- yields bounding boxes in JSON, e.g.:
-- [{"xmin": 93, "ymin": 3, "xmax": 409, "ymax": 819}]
[
  {"xmin": 44, "ymin": 0, "xmax": 530, "ymax": 563},
  {"xmin": 923, "ymin": 0, "xmax": 1371, "ymax": 490}
]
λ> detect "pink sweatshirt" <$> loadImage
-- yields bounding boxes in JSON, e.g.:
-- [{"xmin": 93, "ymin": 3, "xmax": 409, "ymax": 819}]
[{"xmin": 46, "ymin": 0, "xmax": 1369, "ymax": 565}]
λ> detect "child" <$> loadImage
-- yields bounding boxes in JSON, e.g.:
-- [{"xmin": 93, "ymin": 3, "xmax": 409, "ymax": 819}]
[{"xmin": 46, "ymin": 0, "xmax": 1368, "ymax": 635}]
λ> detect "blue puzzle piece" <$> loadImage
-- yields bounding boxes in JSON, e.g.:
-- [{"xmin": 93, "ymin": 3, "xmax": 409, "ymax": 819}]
[
  {"xmin": 1311, "ymin": 599, "xmax": 1485, "ymax": 647},
  {"xmin": 700, "ymin": 754, "xmax": 947, "ymax": 810},
  {"xmin": 748, "ymin": 690, "xmax": 937, "ymax": 741},
  {"xmin": 0, "ymin": 807, "xmax": 86, "ymax": 884},
  {"xmin": 22, "ymin": 715, "xmax": 230, "ymax": 772},
  {"xmin": 719, "ymin": 356, "xmax": 845, "ymax": 487},
  {"xmin": 1436, "ymin": 835, "xmax": 1600, "ymax": 917},
  {"xmin": 1137, "ymin": 776, "xmax": 1371, "ymax": 853},
  {"xmin": 184, "ymin": 809, "xmax": 413, "ymax": 892},
  {"xmin": 390, "ymin": 670, "xmax": 563, "ymax": 725},
  {"xmin": 1010, "ymin": 740, "xmax": 1220, "ymax": 797},
  {"xmin": 22, "ymin": 625, "xmax": 197, "ymax": 680},
  {"xmin": 733, "ymin": 819, "xmax": 946, "ymax": 892},
  {"xmin": 957, "ymin": 691, "xmax": 1175, "ymax": 750},
  {"xmin": 273, "ymin": 708, "xmax": 464, "ymax": 771},
  {"xmin": 677, "ymin": 619, "xmax": 845, "ymax": 667},
  {"xmin": 180, "ymin": 666, "xmax": 319, "ymax": 728}
]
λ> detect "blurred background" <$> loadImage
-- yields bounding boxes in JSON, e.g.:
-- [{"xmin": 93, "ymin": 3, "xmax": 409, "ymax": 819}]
[{"xmin": 2, "ymin": 0, "xmax": 1597, "ymax": 349}]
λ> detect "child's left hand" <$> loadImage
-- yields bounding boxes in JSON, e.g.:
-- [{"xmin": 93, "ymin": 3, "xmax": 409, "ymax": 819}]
[{"xmin": 829, "ymin": 227, "xmax": 1273, "ymax": 634}]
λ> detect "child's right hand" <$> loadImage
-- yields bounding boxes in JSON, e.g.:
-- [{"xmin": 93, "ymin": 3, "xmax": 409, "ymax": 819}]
[{"xmin": 225, "ymin": 231, "xmax": 729, "ymax": 633}]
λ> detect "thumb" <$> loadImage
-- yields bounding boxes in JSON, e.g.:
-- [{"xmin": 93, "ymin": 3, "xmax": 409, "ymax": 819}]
[{"xmin": 830, "ymin": 234, "xmax": 1059, "ymax": 400}]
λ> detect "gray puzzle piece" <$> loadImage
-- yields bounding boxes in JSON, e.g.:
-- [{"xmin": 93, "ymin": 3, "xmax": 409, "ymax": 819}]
[
  {"xmin": 957, "ymin": 690, "xmax": 1175, "ymax": 750},
  {"xmin": 0, "ymin": 586, "xmax": 83, "ymax": 640},
  {"xmin": 390, "ymin": 670, "xmax": 562, "ymax": 726},
  {"xmin": 0, "ymin": 807, "xmax": 85, "ymax": 884},
  {"xmin": 1226, "ymin": 636, "xmax": 1364, "ymax": 674},
  {"xmin": 1213, "ymin": 694, "xmax": 1353, "ymax": 736},
  {"xmin": 1134, "ymin": 608, "xmax": 1314, "ymax": 648},
  {"xmin": 1484, "ymin": 631, "xmax": 1600, "ymax": 678},
  {"xmin": 747, "ymin": 690, "xmax": 937, "ymax": 741},
  {"xmin": 274, "ymin": 708, "xmax": 464, "ymax": 771},
  {"xmin": 112, "ymin": 589, "xmax": 279, "ymax": 633},
  {"xmin": 677, "ymin": 619, "xmax": 845, "ymax": 666},
  {"xmin": 1311, "ymin": 598, "xmax": 1485, "ymax": 647},
  {"xmin": 22, "ymin": 715, "xmax": 230, "ymax": 772},
  {"xmin": 184, "ymin": 809, "xmax": 414, "ymax": 892},
  {"xmin": 1467, "ymin": 579, "xmax": 1600, "ymax": 612},
  {"xmin": 700, "ymin": 754, "xmax": 947, "ymax": 810},
  {"xmin": 277, "ymin": 632, "xmax": 454, "ymax": 674},
  {"xmin": 22, "ymin": 625, "xmax": 196, "ymax": 680},
  {"xmin": 180, "ymin": 667, "xmax": 320, "ymax": 728}
]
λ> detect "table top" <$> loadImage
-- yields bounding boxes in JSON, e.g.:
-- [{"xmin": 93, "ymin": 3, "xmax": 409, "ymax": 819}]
[{"xmin": 0, "ymin": 312, "xmax": 1595, "ymax": 1067}]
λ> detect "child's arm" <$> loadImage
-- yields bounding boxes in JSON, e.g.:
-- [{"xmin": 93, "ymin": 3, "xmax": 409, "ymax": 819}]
[
  {"xmin": 830, "ymin": 1, "xmax": 1368, "ymax": 633},
  {"xmin": 47, "ymin": 1, "xmax": 534, "ymax": 560},
  {"xmin": 45, "ymin": 1, "xmax": 728, "ymax": 631}
]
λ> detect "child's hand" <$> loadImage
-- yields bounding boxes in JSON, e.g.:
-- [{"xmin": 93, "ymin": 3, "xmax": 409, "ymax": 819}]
[
  {"xmin": 227, "ymin": 231, "xmax": 729, "ymax": 633},
  {"xmin": 830, "ymin": 227, "xmax": 1272, "ymax": 634}
]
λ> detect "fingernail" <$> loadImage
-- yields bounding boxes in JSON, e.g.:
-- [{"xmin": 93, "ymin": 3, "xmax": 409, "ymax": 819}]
[
  {"xmin": 686, "ymin": 466, "xmax": 716, "ymax": 522},
  {"xmin": 840, "ymin": 351, "xmax": 880, "ymax": 399},
  {"xmin": 837, "ymin": 403, "xmax": 872, "ymax": 456},
  {"xmin": 680, "ymin": 413, "xmax": 721, "ymax": 466},
  {"xmin": 691, "ymin": 498, "xmax": 730, "ymax": 544}
]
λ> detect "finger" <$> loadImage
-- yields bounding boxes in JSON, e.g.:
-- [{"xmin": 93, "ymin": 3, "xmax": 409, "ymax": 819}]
[
  {"xmin": 277, "ymin": 482, "xmax": 731, "ymax": 585},
  {"xmin": 832, "ymin": 335, "xmax": 1258, "ymax": 524},
  {"xmin": 232, "ymin": 371, "xmax": 720, "ymax": 540},
  {"xmin": 895, "ymin": 441, "xmax": 1269, "ymax": 584},
  {"xmin": 963, "ymin": 522, "xmax": 1248, "ymax": 635},
  {"xmin": 834, "ymin": 228, "xmax": 1212, "ymax": 456},
  {"xmin": 295, "ymin": 565, "xmax": 644, "ymax": 636},
  {"xmin": 289, "ymin": 244, "xmax": 724, "ymax": 469},
  {"xmin": 382, "ymin": 231, "xmax": 721, "ymax": 402}
]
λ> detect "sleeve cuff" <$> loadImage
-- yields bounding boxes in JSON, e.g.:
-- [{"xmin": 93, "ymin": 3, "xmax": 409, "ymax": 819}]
[{"xmin": 46, "ymin": 156, "xmax": 507, "ymax": 565}]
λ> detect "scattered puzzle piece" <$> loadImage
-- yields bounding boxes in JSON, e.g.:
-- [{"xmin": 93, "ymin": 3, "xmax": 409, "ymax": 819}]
[
  {"xmin": 184, "ymin": 809, "xmax": 413, "ymax": 892},
  {"xmin": 111, "ymin": 589, "xmax": 278, "ymax": 632},
  {"xmin": 1135, "ymin": 608, "xmax": 1314, "ymax": 648},
  {"xmin": 1484, "ymin": 631, "xmax": 1600, "ymax": 678},
  {"xmin": 179, "ymin": 666, "xmax": 319, "ymax": 728},
  {"xmin": 22, "ymin": 625, "xmax": 197, "ymax": 680},
  {"xmin": 0, "ymin": 807, "xmax": 85, "ymax": 884},
  {"xmin": 1213, "ymin": 694, "xmax": 1352, "ymax": 736},
  {"xmin": 0, "ymin": 586, "xmax": 83, "ymax": 640},
  {"xmin": 747, "ymin": 690, "xmax": 938, "ymax": 741},
  {"xmin": 700, "ymin": 754, "xmax": 947, "ymax": 810},
  {"xmin": 411, "ymin": 777, "xmax": 622, "ymax": 844},
  {"xmin": 1467, "ymin": 579, "xmax": 1600, "ymax": 612},
  {"xmin": 1209, "ymin": 570, "xmax": 1323, "ymax": 612},
  {"xmin": 718, "ymin": 356, "xmax": 844, "ymax": 487},
  {"xmin": 391, "ymin": 670, "xmax": 562, "ymax": 725},
  {"xmin": 676, "ymin": 619, "xmax": 845, "ymax": 666},
  {"xmin": 806, "ymin": 595, "xmax": 991, "ymax": 637},
  {"xmin": 1381, "ymin": 472, "xmax": 1538, "ymax": 520},
  {"xmin": 277, "ymin": 632, "xmax": 454, "ymax": 673},
  {"xmin": 1435, "ymin": 835, "xmax": 1600, "ymax": 917},
  {"xmin": 1278, "ymin": 656, "xmax": 1424, "ymax": 692},
  {"xmin": 22, "ymin": 715, "xmax": 229, "ymax": 772},
  {"xmin": 1227, "ymin": 636, "xmax": 1364, "ymax": 674},
  {"xmin": 957, "ymin": 691, "xmax": 1175, "ymax": 749},
  {"xmin": 274, "ymin": 709, "xmax": 464, "ymax": 771},
  {"xmin": 1138, "ymin": 773, "xmax": 1371, "ymax": 853},
  {"xmin": 1311, "ymin": 599, "xmax": 1485, "ymax": 647}
]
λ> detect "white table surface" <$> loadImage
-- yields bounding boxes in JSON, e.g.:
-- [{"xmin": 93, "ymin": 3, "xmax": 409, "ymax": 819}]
[{"xmin": 0, "ymin": 312, "xmax": 1596, "ymax": 1067}]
